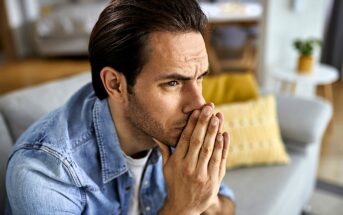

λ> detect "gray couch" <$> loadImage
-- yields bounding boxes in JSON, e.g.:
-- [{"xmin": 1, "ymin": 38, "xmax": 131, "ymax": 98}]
[{"xmin": 0, "ymin": 72, "xmax": 332, "ymax": 215}]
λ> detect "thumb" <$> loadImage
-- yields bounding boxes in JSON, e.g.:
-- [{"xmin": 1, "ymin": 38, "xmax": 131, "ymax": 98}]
[{"xmin": 153, "ymin": 138, "xmax": 170, "ymax": 166}]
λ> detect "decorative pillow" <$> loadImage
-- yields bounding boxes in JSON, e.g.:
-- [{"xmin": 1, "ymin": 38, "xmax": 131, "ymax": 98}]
[
  {"xmin": 214, "ymin": 95, "xmax": 290, "ymax": 169},
  {"xmin": 202, "ymin": 73, "xmax": 259, "ymax": 105}
]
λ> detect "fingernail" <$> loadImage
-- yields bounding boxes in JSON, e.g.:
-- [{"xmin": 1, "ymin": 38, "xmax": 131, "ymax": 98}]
[
  {"xmin": 211, "ymin": 116, "xmax": 218, "ymax": 126},
  {"xmin": 216, "ymin": 133, "xmax": 223, "ymax": 141},
  {"xmin": 216, "ymin": 112, "xmax": 223, "ymax": 121},
  {"xmin": 203, "ymin": 106, "xmax": 212, "ymax": 116}
]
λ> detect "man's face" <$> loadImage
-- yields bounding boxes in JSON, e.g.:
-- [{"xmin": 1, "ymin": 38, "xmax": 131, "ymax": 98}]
[{"xmin": 125, "ymin": 32, "xmax": 208, "ymax": 147}]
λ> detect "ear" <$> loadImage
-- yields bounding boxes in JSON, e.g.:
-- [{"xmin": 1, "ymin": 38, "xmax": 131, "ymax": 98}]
[{"xmin": 100, "ymin": 67, "xmax": 128, "ymax": 102}]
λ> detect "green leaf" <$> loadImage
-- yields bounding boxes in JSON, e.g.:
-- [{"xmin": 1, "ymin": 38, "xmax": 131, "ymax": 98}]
[{"xmin": 293, "ymin": 38, "xmax": 322, "ymax": 56}]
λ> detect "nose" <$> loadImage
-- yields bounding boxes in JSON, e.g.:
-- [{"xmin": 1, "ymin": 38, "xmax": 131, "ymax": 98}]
[{"xmin": 182, "ymin": 82, "xmax": 206, "ymax": 114}]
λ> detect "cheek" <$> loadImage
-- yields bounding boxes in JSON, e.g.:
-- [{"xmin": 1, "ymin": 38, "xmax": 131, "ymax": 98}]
[
  {"xmin": 146, "ymin": 94, "xmax": 182, "ymax": 123},
  {"xmin": 150, "ymin": 97, "xmax": 178, "ymax": 115}
]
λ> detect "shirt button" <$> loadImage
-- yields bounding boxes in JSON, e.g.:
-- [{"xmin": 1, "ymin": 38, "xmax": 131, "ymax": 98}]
[
  {"xmin": 146, "ymin": 206, "xmax": 151, "ymax": 211},
  {"xmin": 144, "ymin": 181, "xmax": 149, "ymax": 187}
]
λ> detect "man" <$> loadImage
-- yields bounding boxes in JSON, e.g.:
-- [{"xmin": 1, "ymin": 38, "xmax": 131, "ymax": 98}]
[{"xmin": 6, "ymin": 0, "xmax": 235, "ymax": 214}]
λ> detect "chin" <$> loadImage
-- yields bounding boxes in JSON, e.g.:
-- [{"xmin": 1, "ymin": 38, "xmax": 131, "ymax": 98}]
[
  {"xmin": 158, "ymin": 138, "xmax": 178, "ymax": 148},
  {"xmin": 153, "ymin": 127, "xmax": 182, "ymax": 148},
  {"xmin": 157, "ymin": 133, "xmax": 179, "ymax": 148}
]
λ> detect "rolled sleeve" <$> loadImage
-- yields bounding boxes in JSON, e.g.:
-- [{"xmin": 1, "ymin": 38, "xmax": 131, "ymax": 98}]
[{"xmin": 218, "ymin": 182, "xmax": 235, "ymax": 202}]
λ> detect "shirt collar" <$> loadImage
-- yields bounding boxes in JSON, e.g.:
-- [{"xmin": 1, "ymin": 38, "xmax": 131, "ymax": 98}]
[{"xmin": 92, "ymin": 98, "xmax": 161, "ymax": 184}]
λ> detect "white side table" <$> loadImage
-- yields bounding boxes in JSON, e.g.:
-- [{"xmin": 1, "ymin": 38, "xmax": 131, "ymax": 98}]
[{"xmin": 271, "ymin": 64, "xmax": 339, "ymax": 102}]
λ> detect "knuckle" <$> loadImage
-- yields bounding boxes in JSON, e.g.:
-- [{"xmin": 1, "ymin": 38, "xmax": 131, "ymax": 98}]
[
  {"xmin": 208, "ymin": 124, "xmax": 218, "ymax": 132},
  {"xmin": 201, "ymin": 146, "xmax": 212, "ymax": 156},
  {"xmin": 215, "ymin": 140, "xmax": 223, "ymax": 149},
  {"xmin": 183, "ymin": 167, "xmax": 193, "ymax": 176},
  {"xmin": 191, "ymin": 138, "xmax": 202, "ymax": 147},
  {"xmin": 210, "ymin": 156, "xmax": 220, "ymax": 165},
  {"xmin": 181, "ymin": 133, "xmax": 191, "ymax": 142},
  {"xmin": 194, "ymin": 174, "xmax": 206, "ymax": 184}
]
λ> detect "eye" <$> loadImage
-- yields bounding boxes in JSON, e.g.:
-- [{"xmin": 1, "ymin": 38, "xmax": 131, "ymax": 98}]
[{"xmin": 166, "ymin": 80, "xmax": 178, "ymax": 87}]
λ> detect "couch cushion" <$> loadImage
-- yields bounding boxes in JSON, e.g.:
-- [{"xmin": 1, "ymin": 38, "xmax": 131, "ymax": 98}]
[
  {"xmin": 224, "ymin": 139, "xmax": 321, "ymax": 215},
  {"xmin": 215, "ymin": 95, "xmax": 290, "ymax": 169},
  {"xmin": 0, "ymin": 72, "xmax": 91, "ymax": 141},
  {"xmin": 202, "ymin": 73, "xmax": 259, "ymax": 105},
  {"xmin": 0, "ymin": 112, "xmax": 13, "ymax": 214}
]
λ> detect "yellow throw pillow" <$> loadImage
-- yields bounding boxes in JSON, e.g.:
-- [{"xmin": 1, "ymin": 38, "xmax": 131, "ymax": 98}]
[
  {"xmin": 214, "ymin": 95, "xmax": 290, "ymax": 169},
  {"xmin": 202, "ymin": 73, "xmax": 259, "ymax": 105}
]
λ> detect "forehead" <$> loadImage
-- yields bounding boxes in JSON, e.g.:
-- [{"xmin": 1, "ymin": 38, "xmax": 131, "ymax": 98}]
[{"xmin": 142, "ymin": 31, "xmax": 208, "ymax": 76}]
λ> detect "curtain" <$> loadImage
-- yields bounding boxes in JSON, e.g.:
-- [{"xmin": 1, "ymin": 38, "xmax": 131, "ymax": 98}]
[{"xmin": 321, "ymin": 0, "xmax": 343, "ymax": 79}]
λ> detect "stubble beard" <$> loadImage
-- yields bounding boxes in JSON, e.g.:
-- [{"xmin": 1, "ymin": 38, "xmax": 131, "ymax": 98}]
[{"xmin": 125, "ymin": 93, "xmax": 180, "ymax": 147}]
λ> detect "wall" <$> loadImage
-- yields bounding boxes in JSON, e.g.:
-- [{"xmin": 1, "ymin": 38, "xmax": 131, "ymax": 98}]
[{"xmin": 257, "ymin": 0, "xmax": 327, "ymax": 90}]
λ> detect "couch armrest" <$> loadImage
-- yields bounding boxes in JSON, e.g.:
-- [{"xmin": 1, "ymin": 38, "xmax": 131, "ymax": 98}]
[
  {"xmin": 0, "ymin": 112, "xmax": 13, "ymax": 214},
  {"xmin": 0, "ymin": 73, "xmax": 91, "ymax": 141},
  {"xmin": 275, "ymin": 94, "xmax": 333, "ymax": 144}
]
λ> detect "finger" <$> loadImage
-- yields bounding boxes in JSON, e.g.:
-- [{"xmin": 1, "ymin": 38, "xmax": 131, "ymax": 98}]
[
  {"xmin": 196, "ymin": 115, "xmax": 219, "ymax": 175},
  {"xmin": 184, "ymin": 104, "xmax": 214, "ymax": 171},
  {"xmin": 153, "ymin": 138, "xmax": 171, "ymax": 166},
  {"xmin": 208, "ymin": 133, "xmax": 223, "ymax": 179},
  {"xmin": 174, "ymin": 109, "xmax": 200, "ymax": 158},
  {"xmin": 219, "ymin": 132, "xmax": 230, "ymax": 180},
  {"xmin": 215, "ymin": 112, "xmax": 224, "ymax": 133},
  {"xmin": 208, "ymin": 102, "xmax": 215, "ymax": 109}
]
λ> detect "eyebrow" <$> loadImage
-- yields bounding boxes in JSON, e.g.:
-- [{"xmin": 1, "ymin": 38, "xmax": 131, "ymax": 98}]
[{"xmin": 157, "ymin": 70, "xmax": 209, "ymax": 81}]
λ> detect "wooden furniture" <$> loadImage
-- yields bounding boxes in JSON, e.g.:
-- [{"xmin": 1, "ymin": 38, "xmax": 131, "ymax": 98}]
[{"xmin": 0, "ymin": 1, "xmax": 17, "ymax": 60}]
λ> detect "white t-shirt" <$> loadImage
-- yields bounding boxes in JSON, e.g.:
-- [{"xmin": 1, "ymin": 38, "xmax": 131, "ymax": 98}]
[{"xmin": 122, "ymin": 150, "xmax": 151, "ymax": 215}]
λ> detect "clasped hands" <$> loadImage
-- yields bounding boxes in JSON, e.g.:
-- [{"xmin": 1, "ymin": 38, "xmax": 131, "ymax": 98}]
[{"xmin": 155, "ymin": 103, "xmax": 230, "ymax": 215}]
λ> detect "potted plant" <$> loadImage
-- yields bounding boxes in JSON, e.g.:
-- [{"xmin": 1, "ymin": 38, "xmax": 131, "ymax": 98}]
[{"xmin": 293, "ymin": 38, "xmax": 322, "ymax": 74}]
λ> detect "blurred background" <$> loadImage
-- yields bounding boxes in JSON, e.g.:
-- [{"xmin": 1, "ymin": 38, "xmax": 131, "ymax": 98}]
[
  {"xmin": 1, "ymin": 0, "xmax": 342, "ymax": 87},
  {"xmin": 0, "ymin": 0, "xmax": 342, "ymax": 214}
]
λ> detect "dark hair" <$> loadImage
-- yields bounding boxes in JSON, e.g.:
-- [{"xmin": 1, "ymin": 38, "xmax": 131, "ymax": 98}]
[{"xmin": 88, "ymin": 0, "xmax": 208, "ymax": 100}]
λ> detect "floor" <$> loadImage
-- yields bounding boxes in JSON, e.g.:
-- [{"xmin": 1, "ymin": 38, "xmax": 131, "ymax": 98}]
[
  {"xmin": 308, "ymin": 187, "xmax": 343, "ymax": 215},
  {"xmin": 318, "ymin": 81, "xmax": 343, "ymax": 186},
  {"xmin": 0, "ymin": 58, "xmax": 342, "ymax": 187}
]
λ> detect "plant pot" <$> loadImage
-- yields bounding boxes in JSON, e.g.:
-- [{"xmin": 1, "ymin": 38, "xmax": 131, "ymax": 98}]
[{"xmin": 297, "ymin": 55, "xmax": 314, "ymax": 74}]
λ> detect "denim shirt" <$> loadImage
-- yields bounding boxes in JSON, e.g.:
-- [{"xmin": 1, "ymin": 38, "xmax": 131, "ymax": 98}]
[{"xmin": 6, "ymin": 83, "xmax": 235, "ymax": 215}]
